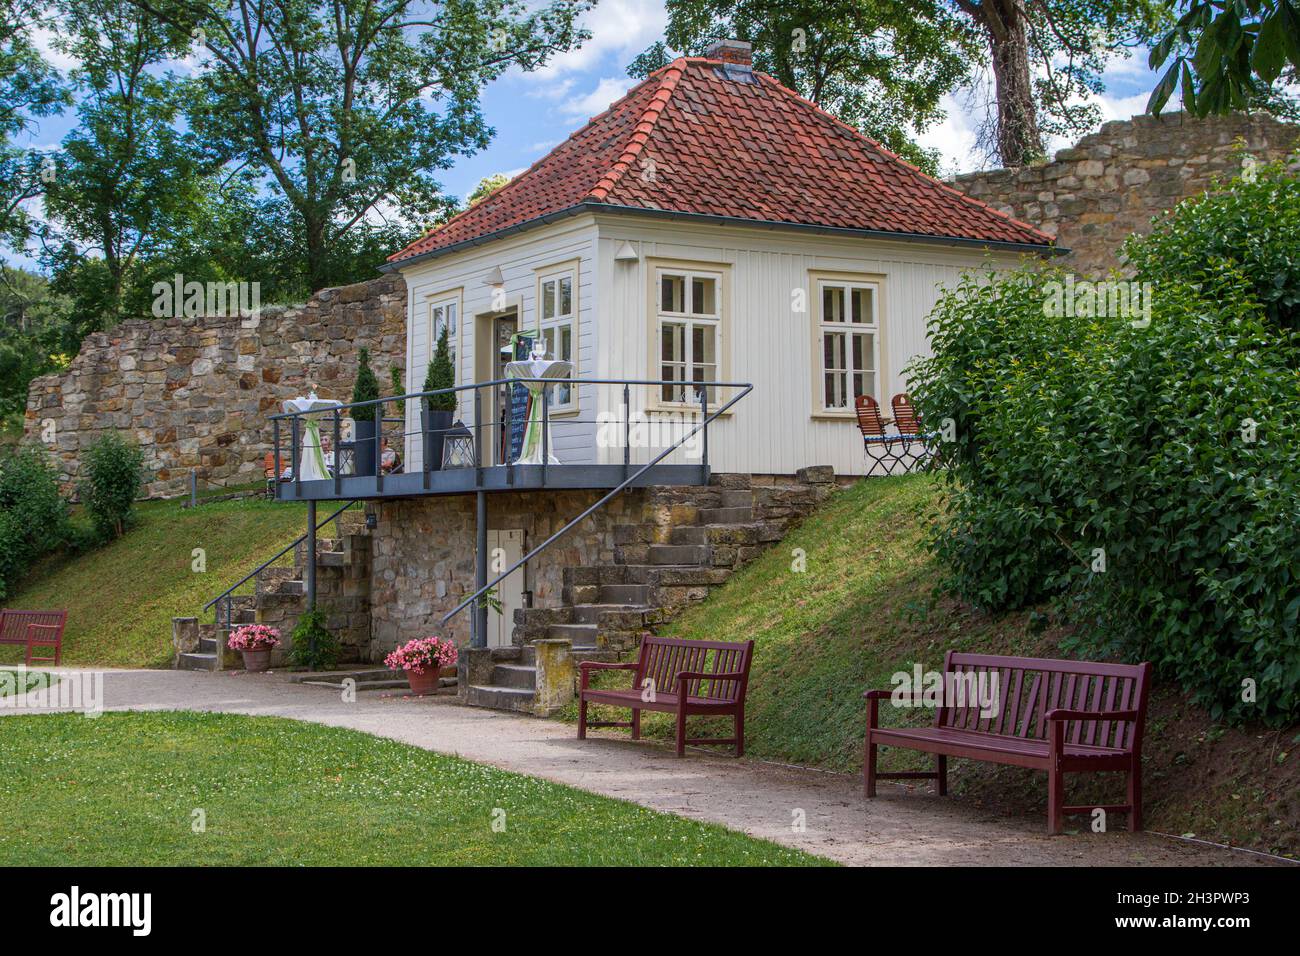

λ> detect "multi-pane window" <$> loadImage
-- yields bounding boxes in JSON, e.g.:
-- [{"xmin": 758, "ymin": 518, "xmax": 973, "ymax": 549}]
[
  {"xmin": 817, "ymin": 281, "xmax": 877, "ymax": 411},
  {"xmin": 537, "ymin": 270, "xmax": 575, "ymax": 409},
  {"xmin": 429, "ymin": 297, "xmax": 458, "ymax": 383},
  {"xmin": 657, "ymin": 269, "xmax": 720, "ymax": 404}
]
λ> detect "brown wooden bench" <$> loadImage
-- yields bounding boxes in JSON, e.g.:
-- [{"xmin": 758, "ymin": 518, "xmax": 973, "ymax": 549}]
[
  {"xmin": 0, "ymin": 609, "xmax": 68, "ymax": 666},
  {"xmin": 578, "ymin": 636, "xmax": 754, "ymax": 757},
  {"xmin": 863, "ymin": 651, "xmax": 1152, "ymax": 834}
]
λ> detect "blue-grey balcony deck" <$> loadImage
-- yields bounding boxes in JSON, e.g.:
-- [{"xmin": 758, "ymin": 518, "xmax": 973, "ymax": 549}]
[{"xmin": 274, "ymin": 462, "xmax": 709, "ymax": 503}]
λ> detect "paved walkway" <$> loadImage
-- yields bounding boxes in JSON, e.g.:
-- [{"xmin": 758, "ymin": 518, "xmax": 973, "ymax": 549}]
[{"xmin": 6, "ymin": 668, "xmax": 1288, "ymax": 867}]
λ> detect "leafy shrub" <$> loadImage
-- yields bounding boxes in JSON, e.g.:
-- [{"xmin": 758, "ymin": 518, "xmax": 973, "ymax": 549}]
[
  {"xmin": 351, "ymin": 348, "xmax": 381, "ymax": 424},
  {"xmin": 1123, "ymin": 159, "xmax": 1300, "ymax": 334},
  {"xmin": 908, "ymin": 265, "xmax": 1300, "ymax": 724},
  {"xmin": 0, "ymin": 446, "xmax": 68, "ymax": 600},
  {"xmin": 79, "ymin": 432, "xmax": 143, "ymax": 540},
  {"xmin": 287, "ymin": 605, "xmax": 339, "ymax": 670}
]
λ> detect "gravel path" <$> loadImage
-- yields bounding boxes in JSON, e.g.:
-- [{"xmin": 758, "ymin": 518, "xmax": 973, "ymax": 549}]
[{"xmin": 5, "ymin": 667, "xmax": 1287, "ymax": 867}]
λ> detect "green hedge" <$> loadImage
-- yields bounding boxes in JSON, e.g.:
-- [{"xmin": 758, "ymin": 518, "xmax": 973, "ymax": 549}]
[
  {"xmin": 0, "ymin": 446, "xmax": 68, "ymax": 601},
  {"xmin": 908, "ymin": 163, "xmax": 1300, "ymax": 725}
]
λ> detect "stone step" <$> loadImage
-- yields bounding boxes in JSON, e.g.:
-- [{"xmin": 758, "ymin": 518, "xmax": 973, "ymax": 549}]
[
  {"xmin": 277, "ymin": 580, "xmax": 305, "ymax": 596},
  {"xmin": 547, "ymin": 622, "xmax": 597, "ymax": 643},
  {"xmin": 199, "ymin": 636, "xmax": 218, "ymax": 653},
  {"xmin": 698, "ymin": 506, "xmax": 752, "ymax": 524},
  {"xmin": 598, "ymin": 584, "xmax": 649, "ymax": 604},
  {"xmin": 718, "ymin": 489, "xmax": 754, "ymax": 508},
  {"xmin": 234, "ymin": 609, "xmax": 257, "ymax": 624},
  {"xmin": 646, "ymin": 544, "xmax": 709, "ymax": 565},
  {"xmin": 287, "ymin": 668, "xmax": 399, "ymax": 684},
  {"xmin": 571, "ymin": 603, "xmax": 644, "ymax": 624},
  {"xmin": 667, "ymin": 525, "xmax": 708, "ymax": 545},
  {"xmin": 491, "ymin": 664, "xmax": 537, "ymax": 690},
  {"xmin": 465, "ymin": 685, "xmax": 535, "ymax": 713},
  {"xmin": 178, "ymin": 652, "xmax": 219, "ymax": 672}
]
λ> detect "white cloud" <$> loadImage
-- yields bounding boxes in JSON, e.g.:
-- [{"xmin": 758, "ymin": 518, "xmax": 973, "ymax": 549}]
[
  {"xmin": 540, "ymin": 0, "xmax": 667, "ymax": 78},
  {"xmin": 558, "ymin": 76, "xmax": 637, "ymax": 120},
  {"xmin": 31, "ymin": 27, "xmax": 79, "ymax": 73}
]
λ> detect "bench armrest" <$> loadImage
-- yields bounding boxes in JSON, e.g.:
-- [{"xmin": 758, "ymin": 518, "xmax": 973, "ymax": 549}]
[
  {"xmin": 579, "ymin": 660, "xmax": 636, "ymax": 690},
  {"xmin": 1045, "ymin": 709, "xmax": 1139, "ymax": 722}
]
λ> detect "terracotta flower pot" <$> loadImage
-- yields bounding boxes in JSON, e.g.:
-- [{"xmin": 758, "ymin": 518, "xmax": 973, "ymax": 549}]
[
  {"xmin": 404, "ymin": 667, "xmax": 441, "ymax": 695},
  {"xmin": 241, "ymin": 648, "xmax": 272, "ymax": 673}
]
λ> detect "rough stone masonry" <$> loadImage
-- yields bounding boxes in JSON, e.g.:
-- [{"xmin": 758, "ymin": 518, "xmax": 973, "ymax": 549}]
[
  {"xmin": 24, "ymin": 275, "xmax": 406, "ymax": 498},
  {"xmin": 948, "ymin": 111, "xmax": 1299, "ymax": 276}
]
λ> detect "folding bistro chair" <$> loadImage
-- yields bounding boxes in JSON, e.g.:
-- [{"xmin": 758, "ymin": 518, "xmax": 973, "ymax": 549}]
[
  {"xmin": 855, "ymin": 395, "xmax": 908, "ymax": 475},
  {"xmin": 890, "ymin": 392, "xmax": 937, "ymax": 471}
]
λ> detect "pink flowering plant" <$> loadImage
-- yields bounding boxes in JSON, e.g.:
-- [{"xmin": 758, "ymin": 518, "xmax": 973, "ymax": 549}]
[
  {"xmin": 227, "ymin": 624, "xmax": 281, "ymax": 652},
  {"xmin": 385, "ymin": 635, "xmax": 457, "ymax": 674}
]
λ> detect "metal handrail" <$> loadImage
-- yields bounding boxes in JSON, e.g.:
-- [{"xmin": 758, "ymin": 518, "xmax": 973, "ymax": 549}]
[
  {"xmin": 439, "ymin": 380, "xmax": 754, "ymax": 627},
  {"xmin": 203, "ymin": 499, "xmax": 361, "ymax": 624},
  {"xmin": 267, "ymin": 376, "xmax": 744, "ymax": 421}
]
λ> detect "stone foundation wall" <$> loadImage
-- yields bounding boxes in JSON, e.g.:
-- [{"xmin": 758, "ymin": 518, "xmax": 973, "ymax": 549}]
[
  {"xmin": 23, "ymin": 275, "xmax": 406, "ymax": 499},
  {"xmin": 948, "ymin": 112, "xmax": 1300, "ymax": 276},
  {"xmin": 367, "ymin": 489, "xmax": 649, "ymax": 662}
]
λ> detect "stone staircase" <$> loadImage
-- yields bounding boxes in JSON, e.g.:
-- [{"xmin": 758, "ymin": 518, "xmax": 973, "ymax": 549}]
[
  {"xmin": 463, "ymin": 468, "xmax": 835, "ymax": 713},
  {"xmin": 176, "ymin": 511, "xmax": 372, "ymax": 671}
]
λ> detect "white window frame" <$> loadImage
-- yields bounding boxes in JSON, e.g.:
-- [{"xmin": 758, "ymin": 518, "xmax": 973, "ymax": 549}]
[
  {"xmin": 812, "ymin": 276, "xmax": 881, "ymax": 416},
  {"xmin": 534, "ymin": 263, "xmax": 578, "ymax": 414},
  {"xmin": 653, "ymin": 266, "xmax": 723, "ymax": 407},
  {"xmin": 427, "ymin": 293, "xmax": 460, "ymax": 388}
]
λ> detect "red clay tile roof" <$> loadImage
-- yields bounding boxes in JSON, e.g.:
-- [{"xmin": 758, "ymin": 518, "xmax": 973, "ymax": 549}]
[{"xmin": 387, "ymin": 58, "xmax": 1053, "ymax": 264}]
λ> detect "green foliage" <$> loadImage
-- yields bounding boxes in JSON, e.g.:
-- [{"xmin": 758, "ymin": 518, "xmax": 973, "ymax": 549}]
[
  {"xmin": 423, "ymin": 325, "xmax": 457, "ymax": 412},
  {"xmin": 632, "ymin": 0, "xmax": 977, "ymax": 173},
  {"xmin": 908, "ymin": 260, "xmax": 1300, "ymax": 725},
  {"xmin": 1123, "ymin": 159, "xmax": 1300, "ymax": 334},
  {"xmin": 287, "ymin": 605, "xmax": 339, "ymax": 671},
  {"xmin": 466, "ymin": 173, "xmax": 512, "ymax": 206},
  {"xmin": 1148, "ymin": 1, "xmax": 1300, "ymax": 116},
  {"xmin": 79, "ymin": 432, "xmax": 143, "ymax": 540},
  {"xmin": 351, "ymin": 348, "xmax": 381, "ymax": 424},
  {"xmin": 152, "ymin": 0, "xmax": 591, "ymax": 290},
  {"xmin": 0, "ymin": 267, "xmax": 74, "ymax": 417},
  {"xmin": 0, "ymin": 445, "xmax": 67, "ymax": 600}
]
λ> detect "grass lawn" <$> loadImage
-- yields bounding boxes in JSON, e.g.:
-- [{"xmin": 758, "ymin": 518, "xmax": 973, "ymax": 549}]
[
  {"xmin": 573, "ymin": 475, "xmax": 1300, "ymax": 859},
  {"xmin": 5, "ymin": 497, "xmax": 310, "ymax": 668},
  {"xmin": 0, "ymin": 711, "xmax": 828, "ymax": 866}
]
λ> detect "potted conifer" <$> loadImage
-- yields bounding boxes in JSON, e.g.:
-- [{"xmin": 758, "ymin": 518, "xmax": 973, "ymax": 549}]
[
  {"xmin": 422, "ymin": 325, "xmax": 457, "ymax": 471},
  {"xmin": 351, "ymin": 347, "xmax": 381, "ymax": 476}
]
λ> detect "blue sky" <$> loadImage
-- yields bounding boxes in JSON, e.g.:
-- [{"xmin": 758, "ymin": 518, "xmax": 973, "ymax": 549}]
[{"xmin": 16, "ymin": 0, "xmax": 1164, "ymax": 266}]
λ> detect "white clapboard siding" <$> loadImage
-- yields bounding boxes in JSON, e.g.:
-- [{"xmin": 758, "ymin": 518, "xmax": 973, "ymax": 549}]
[
  {"xmin": 398, "ymin": 216, "xmax": 599, "ymax": 471},
  {"xmin": 395, "ymin": 211, "xmax": 1028, "ymax": 476}
]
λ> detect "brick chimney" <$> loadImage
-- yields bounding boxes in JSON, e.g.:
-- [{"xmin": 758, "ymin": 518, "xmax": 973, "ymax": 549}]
[{"xmin": 704, "ymin": 39, "xmax": 752, "ymax": 68}]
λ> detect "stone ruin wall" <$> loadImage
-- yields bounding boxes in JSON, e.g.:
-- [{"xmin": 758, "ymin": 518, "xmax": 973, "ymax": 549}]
[
  {"xmin": 23, "ymin": 275, "xmax": 406, "ymax": 499},
  {"xmin": 948, "ymin": 111, "xmax": 1300, "ymax": 276}
]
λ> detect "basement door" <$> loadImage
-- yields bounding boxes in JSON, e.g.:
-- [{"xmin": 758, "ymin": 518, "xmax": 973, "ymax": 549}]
[{"xmin": 486, "ymin": 529, "xmax": 525, "ymax": 648}]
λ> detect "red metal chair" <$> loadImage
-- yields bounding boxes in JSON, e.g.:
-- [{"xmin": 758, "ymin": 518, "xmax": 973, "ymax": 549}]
[{"xmin": 0, "ymin": 609, "xmax": 68, "ymax": 666}]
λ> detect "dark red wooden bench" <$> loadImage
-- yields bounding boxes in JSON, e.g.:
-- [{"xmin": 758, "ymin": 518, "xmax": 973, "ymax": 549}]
[
  {"xmin": 863, "ymin": 651, "xmax": 1152, "ymax": 834},
  {"xmin": 0, "ymin": 609, "xmax": 68, "ymax": 666},
  {"xmin": 578, "ymin": 636, "xmax": 754, "ymax": 757}
]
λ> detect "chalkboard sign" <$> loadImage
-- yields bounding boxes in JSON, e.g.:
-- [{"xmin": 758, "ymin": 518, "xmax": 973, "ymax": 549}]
[{"xmin": 505, "ymin": 333, "xmax": 534, "ymax": 462}]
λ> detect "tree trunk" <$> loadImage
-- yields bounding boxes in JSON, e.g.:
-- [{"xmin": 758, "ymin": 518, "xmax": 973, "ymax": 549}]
[
  {"xmin": 305, "ymin": 216, "xmax": 330, "ymax": 292},
  {"xmin": 986, "ymin": 2, "xmax": 1044, "ymax": 167}
]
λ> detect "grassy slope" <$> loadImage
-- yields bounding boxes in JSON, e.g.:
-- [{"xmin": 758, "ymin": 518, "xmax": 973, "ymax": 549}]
[
  {"xmin": 5, "ymin": 497, "xmax": 308, "ymax": 668},
  {"xmin": 0, "ymin": 711, "xmax": 826, "ymax": 866},
  {"xmin": 580, "ymin": 476, "xmax": 1299, "ymax": 858}
]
